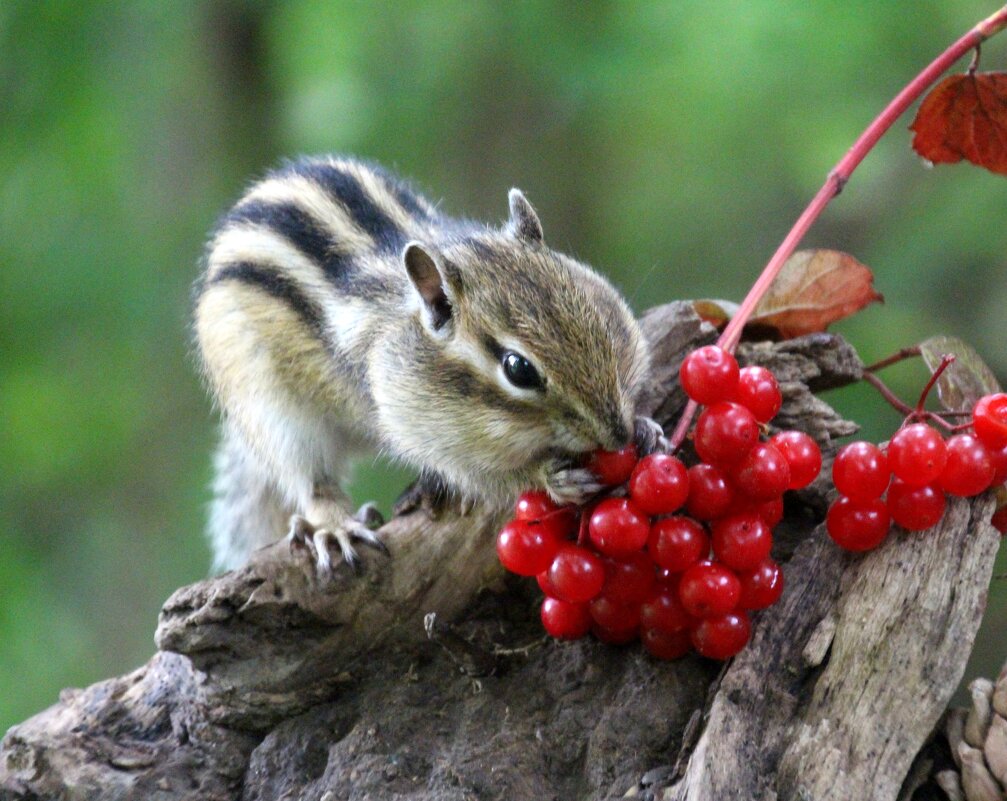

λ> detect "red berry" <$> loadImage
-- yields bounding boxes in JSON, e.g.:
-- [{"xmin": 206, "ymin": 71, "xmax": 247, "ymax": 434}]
[
  {"xmin": 887, "ymin": 478, "xmax": 946, "ymax": 531},
  {"xmin": 641, "ymin": 627, "xmax": 692, "ymax": 660},
  {"xmin": 826, "ymin": 496, "xmax": 890, "ymax": 551},
  {"xmin": 601, "ymin": 552, "xmax": 656, "ymax": 605},
  {"xmin": 588, "ymin": 498, "xmax": 651, "ymax": 557},
  {"xmin": 992, "ymin": 507, "xmax": 1007, "ymax": 534},
  {"xmin": 515, "ymin": 490, "xmax": 558, "ymax": 520},
  {"xmin": 686, "ymin": 463, "xmax": 734, "ymax": 520},
  {"xmin": 694, "ymin": 402, "xmax": 759, "ymax": 467},
  {"xmin": 648, "ymin": 516, "xmax": 709, "ymax": 573},
  {"xmin": 940, "ymin": 434, "xmax": 995, "ymax": 497},
  {"xmin": 547, "ymin": 543, "xmax": 606, "ymax": 602},
  {"xmin": 973, "ymin": 393, "xmax": 1007, "ymax": 450},
  {"xmin": 678, "ymin": 560, "xmax": 741, "ymax": 618},
  {"xmin": 679, "ymin": 345, "xmax": 739, "ymax": 405},
  {"xmin": 989, "ymin": 442, "xmax": 1007, "ymax": 486},
  {"xmin": 737, "ymin": 558, "xmax": 784, "ymax": 610},
  {"xmin": 711, "ymin": 512, "xmax": 773, "ymax": 571},
  {"xmin": 629, "ymin": 453, "xmax": 690, "ymax": 515},
  {"xmin": 586, "ymin": 444, "xmax": 639, "ymax": 486},
  {"xmin": 734, "ymin": 365, "xmax": 782, "ymax": 423},
  {"xmin": 591, "ymin": 623, "xmax": 639, "ymax": 644},
  {"xmin": 536, "ymin": 570, "xmax": 558, "ymax": 596},
  {"xmin": 770, "ymin": 431, "xmax": 822, "ymax": 489},
  {"xmin": 755, "ymin": 497, "xmax": 784, "ymax": 528},
  {"xmin": 541, "ymin": 597, "xmax": 591, "ymax": 639},
  {"xmin": 640, "ymin": 582, "xmax": 693, "ymax": 633},
  {"xmin": 496, "ymin": 519, "xmax": 560, "ymax": 576},
  {"xmin": 731, "ymin": 442, "xmax": 791, "ymax": 501},
  {"xmin": 888, "ymin": 424, "xmax": 947, "ymax": 487},
  {"xmin": 589, "ymin": 595, "xmax": 641, "ymax": 631},
  {"xmin": 832, "ymin": 442, "xmax": 890, "ymax": 502},
  {"xmin": 690, "ymin": 611, "xmax": 751, "ymax": 660}
]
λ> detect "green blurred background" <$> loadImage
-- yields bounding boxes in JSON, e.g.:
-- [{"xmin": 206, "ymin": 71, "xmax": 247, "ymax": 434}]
[{"xmin": 3, "ymin": 1, "xmax": 1006, "ymax": 731}]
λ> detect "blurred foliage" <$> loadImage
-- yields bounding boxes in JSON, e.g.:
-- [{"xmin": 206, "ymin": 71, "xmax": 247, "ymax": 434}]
[{"xmin": 2, "ymin": 0, "xmax": 1006, "ymax": 731}]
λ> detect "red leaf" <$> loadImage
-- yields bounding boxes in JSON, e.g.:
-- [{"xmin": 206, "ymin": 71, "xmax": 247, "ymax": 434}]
[
  {"xmin": 910, "ymin": 71, "xmax": 1007, "ymax": 176},
  {"xmin": 747, "ymin": 250, "xmax": 883, "ymax": 339}
]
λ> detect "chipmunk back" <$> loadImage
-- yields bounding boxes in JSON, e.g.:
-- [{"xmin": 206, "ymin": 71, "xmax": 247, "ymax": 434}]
[{"xmin": 194, "ymin": 156, "xmax": 650, "ymax": 575}]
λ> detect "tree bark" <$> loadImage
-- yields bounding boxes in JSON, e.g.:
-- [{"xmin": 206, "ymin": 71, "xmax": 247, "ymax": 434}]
[{"xmin": 1, "ymin": 302, "xmax": 998, "ymax": 801}]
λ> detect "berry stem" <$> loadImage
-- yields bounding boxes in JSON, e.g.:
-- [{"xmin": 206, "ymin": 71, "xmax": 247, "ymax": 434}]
[
  {"xmin": 915, "ymin": 353, "xmax": 956, "ymax": 411},
  {"xmin": 864, "ymin": 346, "xmax": 922, "ymax": 373},
  {"xmin": 669, "ymin": 6, "xmax": 1007, "ymax": 452},
  {"xmin": 862, "ymin": 372, "xmax": 916, "ymax": 418}
]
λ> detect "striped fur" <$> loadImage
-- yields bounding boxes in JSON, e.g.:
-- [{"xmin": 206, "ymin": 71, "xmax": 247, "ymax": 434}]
[{"xmin": 194, "ymin": 156, "xmax": 650, "ymax": 570}]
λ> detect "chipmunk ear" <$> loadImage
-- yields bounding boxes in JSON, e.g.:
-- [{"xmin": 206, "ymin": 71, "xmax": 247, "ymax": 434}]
[
  {"xmin": 507, "ymin": 188, "xmax": 544, "ymax": 244},
  {"xmin": 403, "ymin": 241, "xmax": 453, "ymax": 333}
]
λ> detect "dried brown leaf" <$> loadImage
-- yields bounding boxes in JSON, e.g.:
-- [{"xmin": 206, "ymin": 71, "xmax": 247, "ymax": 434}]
[{"xmin": 747, "ymin": 250, "xmax": 883, "ymax": 339}]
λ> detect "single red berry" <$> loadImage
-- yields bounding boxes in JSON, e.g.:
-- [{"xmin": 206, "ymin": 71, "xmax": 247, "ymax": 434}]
[
  {"xmin": 991, "ymin": 507, "xmax": 1007, "ymax": 535},
  {"xmin": 629, "ymin": 453, "xmax": 690, "ymax": 515},
  {"xmin": 586, "ymin": 444, "xmax": 639, "ymax": 486},
  {"xmin": 888, "ymin": 424, "xmax": 948, "ymax": 487},
  {"xmin": 940, "ymin": 434, "xmax": 995, "ymax": 497},
  {"xmin": 731, "ymin": 442, "xmax": 791, "ymax": 501},
  {"xmin": 648, "ymin": 516, "xmax": 709, "ymax": 573},
  {"xmin": 541, "ymin": 597, "xmax": 591, "ymax": 639},
  {"xmin": 973, "ymin": 393, "xmax": 1007, "ymax": 450},
  {"xmin": 547, "ymin": 543, "xmax": 606, "ymax": 602},
  {"xmin": 679, "ymin": 345, "xmax": 740, "ymax": 405},
  {"xmin": 694, "ymin": 402, "xmax": 759, "ymax": 467},
  {"xmin": 887, "ymin": 478, "xmax": 946, "ymax": 531},
  {"xmin": 678, "ymin": 560, "xmax": 741, "ymax": 618},
  {"xmin": 686, "ymin": 463, "xmax": 734, "ymax": 520},
  {"xmin": 640, "ymin": 582, "xmax": 693, "ymax": 633},
  {"xmin": 833, "ymin": 442, "xmax": 890, "ymax": 502},
  {"xmin": 826, "ymin": 496, "xmax": 890, "ymax": 551},
  {"xmin": 641, "ymin": 627, "xmax": 692, "ymax": 660},
  {"xmin": 588, "ymin": 595, "xmax": 641, "ymax": 631},
  {"xmin": 690, "ymin": 611, "xmax": 751, "ymax": 660},
  {"xmin": 734, "ymin": 365, "xmax": 782, "ymax": 423},
  {"xmin": 711, "ymin": 512, "xmax": 773, "ymax": 571},
  {"xmin": 515, "ymin": 490, "xmax": 558, "ymax": 521},
  {"xmin": 588, "ymin": 498, "xmax": 651, "ymax": 557},
  {"xmin": 770, "ymin": 431, "xmax": 822, "ymax": 489},
  {"xmin": 496, "ymin": 519, "xmax": 560, "ymax": 576},
  {"xmin": 591, "ymin": 623, "xmax": 639, "ymax": 645},
  {"xmin": 737, "ymin": 558, "xmax": 784, "ymax": 610},
  {"xmin": 756, "ymin": 497, "xmax": 784, "ymax": 528},
  {"xmin": 601, "ymin": 552, "xmax": 656, "ymax": 605},
  {"xmin": 537, "ymin": 569, "xmax": 558, "ymax": 596},
  {"xmin": 989, "ymin": 442, "xmax": 1007, "ymax": 486}
]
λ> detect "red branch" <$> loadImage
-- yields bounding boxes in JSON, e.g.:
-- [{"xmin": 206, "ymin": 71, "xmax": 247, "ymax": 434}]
[{"xmin": 669, "ymin": 5, "xmax": 1007, "ymax": 452}]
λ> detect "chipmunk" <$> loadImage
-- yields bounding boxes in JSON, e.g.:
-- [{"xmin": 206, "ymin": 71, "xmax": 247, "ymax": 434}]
[{"xmin": 194, "ymin": 157, "xmax": 653, "ymax": 576}]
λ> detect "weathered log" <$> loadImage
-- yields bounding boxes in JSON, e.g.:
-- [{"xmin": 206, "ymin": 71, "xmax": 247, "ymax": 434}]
[{"xmin": 1, "ymin": 301, "xmax": 998, "ymax": 801}]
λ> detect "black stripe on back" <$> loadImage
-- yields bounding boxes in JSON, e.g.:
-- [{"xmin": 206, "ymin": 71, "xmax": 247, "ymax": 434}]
[
  {"xmin": 294, "ymin": 162, "xmax": 406, "ymax": 252},
  {"xmin": 225, "ymin": 200, "xmax": 360, "ymax": 289},
  {"xmin": 370, "ymin": 165, "xmax": 436, "ymax": 222},
  {"xmin": 209, "ymin": 262, "xmax": 326, "ymax": 340},
  {"xmin": 227, "ymin": 200, "xmax": 332, "ymax": 265}
]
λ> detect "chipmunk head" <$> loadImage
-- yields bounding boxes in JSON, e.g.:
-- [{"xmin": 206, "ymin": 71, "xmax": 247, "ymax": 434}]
[{"xmin": 374, "ymin": 189, "xmax": 650, "ymax": 500}]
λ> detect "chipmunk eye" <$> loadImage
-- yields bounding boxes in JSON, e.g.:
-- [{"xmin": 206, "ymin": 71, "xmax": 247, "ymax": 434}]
[{"xmin": 502, "ymin": 350, "xmax": 544, "ymax": 390}]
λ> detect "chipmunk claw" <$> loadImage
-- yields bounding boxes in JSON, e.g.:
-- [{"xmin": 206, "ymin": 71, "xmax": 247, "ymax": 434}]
[
  {"xmin": 287, "ymin": 511, "xmax": 388, "ymax": 581},
  {"xmin": 634, "ymin": 415, "xmax": 669, "ymax": 456}
]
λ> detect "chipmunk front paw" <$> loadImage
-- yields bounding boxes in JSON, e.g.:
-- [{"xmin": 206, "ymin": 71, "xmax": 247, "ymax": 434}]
[
  {"xmin": 540, "ymin": 461, "xmax": 603, "ymax": 506},
  {"xmin": 287, "ymin": 503, "xmax": 388, "ymax": 581}
]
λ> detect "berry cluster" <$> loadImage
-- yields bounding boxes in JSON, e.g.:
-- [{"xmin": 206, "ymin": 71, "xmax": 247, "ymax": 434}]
[
  {"xmin": 827, "ymin": 392, "xmax": 1007, "ymax": 550},
  {"xmin": 496, "ymin": 345, "xmax": 822, "ymax": 661}
]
